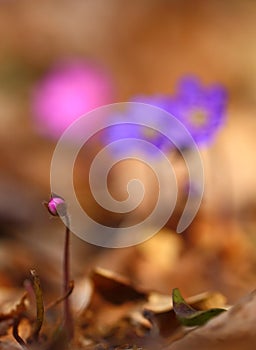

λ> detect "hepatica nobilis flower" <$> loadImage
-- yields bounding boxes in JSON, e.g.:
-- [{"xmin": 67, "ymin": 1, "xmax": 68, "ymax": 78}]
[
  {"xmin": 103, "ymin": 102, "xmax": 173, "ymax": 158},
  {"xmin": 104, "ymin": 77, "xmax": 227, "ymax": 158},
  {"xmin": 32, "ymin": 59, "xmax": 114, "ymax": 138},
  {"xmin": 131, "ymin": 96, "xmax": 181, "ymax": 152},
  {"xmin": 134, "ymin": 78, "xmax": 227, "ymax": 149},
  {"xmin": 168, "ymin": 76, "xmax": 227, "ymax": 146}
]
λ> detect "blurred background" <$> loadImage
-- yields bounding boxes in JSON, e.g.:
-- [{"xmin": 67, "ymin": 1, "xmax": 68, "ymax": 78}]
[{"xmin": 0, "ymin": 0, "xmax": 256, "ymax": 306}]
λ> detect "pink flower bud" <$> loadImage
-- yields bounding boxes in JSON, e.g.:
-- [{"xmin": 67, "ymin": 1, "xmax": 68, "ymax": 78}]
[{"xmin": 46, "ymin": 196, "xmax": 67, "ymax": 217}]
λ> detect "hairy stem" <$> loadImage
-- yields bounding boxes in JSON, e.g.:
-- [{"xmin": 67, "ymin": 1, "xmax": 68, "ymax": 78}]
[{"xmin": 63, "ymin": 217, "xmax": 74, "ymax": 339}]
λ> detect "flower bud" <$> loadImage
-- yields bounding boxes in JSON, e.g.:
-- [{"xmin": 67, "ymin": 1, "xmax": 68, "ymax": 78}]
[{"xmin": 46, "ymin": 196, "xmax": 67, "ymax": 217}]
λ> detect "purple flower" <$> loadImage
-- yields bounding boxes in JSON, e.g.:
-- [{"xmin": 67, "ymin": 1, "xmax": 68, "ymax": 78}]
[
  {"xmin": 103, "ymin": 103, "xmax": 176, "ymax": 159},
  {"xmin": 168, "ymin": 77, "xmax": 227, "ymax": 146},
  {"xmin": 131, "ymin": 96, "xmax": 174, "ymax": 151},
  {"xmin": 103, "ymin": 112, "xmax": 142, "ymax": 156},
  {"xmin": 133, "ymin": 77, "xmax": 227, "ymax": 147},
  {"xmin": 32, "ymin": 59, "xmax": 114, "ymax": 138},
  {"xmin": 103, "ymin": 77, "xmax": 227, "ymax": 159}
]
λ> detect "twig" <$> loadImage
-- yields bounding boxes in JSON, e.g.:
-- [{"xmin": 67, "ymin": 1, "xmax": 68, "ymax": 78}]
[
  {"xmin": 12, "ymin": 293, "xmax": 28, "ymax": 349},
  {"xmin": 46, "ymin": 280, "xmax": 74, "ymax": 311},
  {"xmin": 13, "ymin": 317, "xmax": 28, "ymax": 350}
]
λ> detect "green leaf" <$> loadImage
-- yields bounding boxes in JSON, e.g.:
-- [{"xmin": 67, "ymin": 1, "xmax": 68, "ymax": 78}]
[{"xmin": 172, "ymin": 288, "xmax": 226, "ymax": 327}]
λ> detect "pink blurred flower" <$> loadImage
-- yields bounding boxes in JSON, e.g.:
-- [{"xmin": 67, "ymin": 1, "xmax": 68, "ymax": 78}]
[{"xmin": 32, "ymin": 60, "xmax": 114, "ymax": 138}]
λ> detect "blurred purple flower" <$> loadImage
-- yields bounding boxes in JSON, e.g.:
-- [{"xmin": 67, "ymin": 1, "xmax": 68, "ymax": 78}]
[
  {"xmin": 103, "ymin": 114, "xmax": 140, "ymax": 156},
  {"xmin": 32, "ymin": 60, "xmax": 114, "ymax": 138},
  {"xmin": 169, "ymin": 76, "xmax": 227, "ymax": 146},
  {"xmin": 103, "ymin": 103, "xmax": 174, "ymax": 158},
  {"xmin": 103, "ymin": 76, "xmax": 227, "ymax": 159},
  {"xmin": 131, "ymin": 96, "xmax": 174, "ymax": 151},
  {"xmin": 133, "ymin": 77, "xmax": 227, "ymax": 148}
]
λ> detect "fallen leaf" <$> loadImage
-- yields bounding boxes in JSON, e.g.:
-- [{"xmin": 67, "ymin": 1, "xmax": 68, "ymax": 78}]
[
  {"xmin": 164, "ymin": 290, "xmax": 256, "ymax": 350},
  {"xmin": 90, "ymin": 268, "xmax": 147, "ymax": 305},
  {"xmin": 172, "ymin": 288, "xmax": 226, "ymax": 327}
]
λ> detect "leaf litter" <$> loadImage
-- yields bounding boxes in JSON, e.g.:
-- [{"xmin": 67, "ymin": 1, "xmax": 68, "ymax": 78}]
[{"xmin": 0, "ymin": 226, "xmax": 256, "ymax": 349}]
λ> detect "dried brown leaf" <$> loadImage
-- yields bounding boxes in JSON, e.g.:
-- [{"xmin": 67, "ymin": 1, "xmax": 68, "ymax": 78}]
[{"xmin": 90, "ymin": 268, "xmax": 147, "ymax": 305}]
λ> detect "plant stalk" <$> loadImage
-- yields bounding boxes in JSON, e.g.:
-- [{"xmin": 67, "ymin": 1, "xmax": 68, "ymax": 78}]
[{"xmin": 63, "ymin": 217, "xmax": 74, "ymax": 339}]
